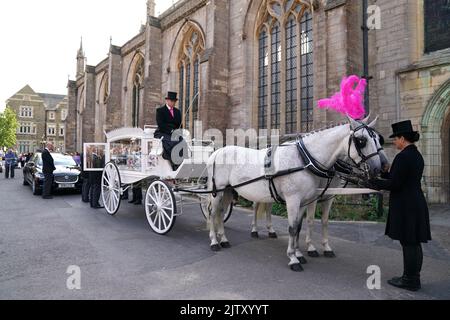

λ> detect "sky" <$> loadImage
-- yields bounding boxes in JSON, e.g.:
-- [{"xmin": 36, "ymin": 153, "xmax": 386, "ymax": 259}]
[{"xmin": 0, "ymin": 0, "xmax": 175, "ymax": 112}]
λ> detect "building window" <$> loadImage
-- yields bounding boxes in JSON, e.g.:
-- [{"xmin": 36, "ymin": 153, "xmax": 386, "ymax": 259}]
[
  {"xmin": 258, "ymin": 29, "xmax": 269, "ymax": 130},
  {"xmin": 20, "ymin": 106, "xmax": 33, "ymax": 118},
  {"xmin": 132, "ymin": 59, "xmax": 144, "ymax": 128},
  {"xmin": 300, "ymin": 11, "xmax": 314, "ymax": 133},
  {"xmin": 49, "ymin": 112, "xmax": 55, "ymax": 120},
  {"xmin": 18, "ymin": 141, "xmax": 32, "ymax": 153},
  {"xmin": 271, "ymin": 22, "xmax": 281, "ymax": 130},
  {"xmin": 59, "ymin": 126, "xmax": 65, "ymax": 137},
  {"xmin": 424, "ymin": 0, "xmax": 450, "ymax": 53},
  {"xmin": 48, "ymin": 125, "xmax": 56, "ymax": 136},
  {"xmin": 179, "ymin": 65, "xmax": 185, "ymax": 120},
  {"xmin": 192, "ymin": 59, "xmax": 200, "ymax": 129},
  {"xmin": 18, "ymin": 123, "xmax": 36, "ymax": 135},
  {"xmin": 286, "ymin": 16, "xmax": 298, "ymax": 134},
  {"xmin": 256, "ymin": 0, "xmax": 314, "ymax": 133},
  {"xmin": 178, "ymin": 27, "xmax": 204, "ymax": 134}
]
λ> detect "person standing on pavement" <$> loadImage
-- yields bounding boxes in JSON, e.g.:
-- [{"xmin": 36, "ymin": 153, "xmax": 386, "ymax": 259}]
[
  {"xmin": 368, "ymin": 120, "xmax": 431, "ymax": 292},
  {"xmin": 80, "ymin": 153, "xmax": 91, "ymax": 203},
  {"xmin": 20, "ymin": 154, "xmax": 26, "ymax": 168},
  {"xmin": 4, "ymin": 148, "xmax": 17, "ymax": 179},
  {"xmin": 42, "ymin": 143, "xmax": 56, "ymax": 199},
  {"xmin": 73, "ymin": 152, "xmax": 81, "ymax": 166},
  {"xmin": 89, "ymin": 149, "xmax": 105, "ymax": 209}
]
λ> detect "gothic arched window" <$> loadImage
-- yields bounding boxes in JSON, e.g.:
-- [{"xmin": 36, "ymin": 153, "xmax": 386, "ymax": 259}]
[
  {"xmin": 256, "ymin": 0, "xmax": 314, "ymax": 133},
  {"xmin": 132, "ymin": 59, "xmax": 144, "ymax": 127},
  {"xmin": 178, "ymin": 27, "xmax": 204, "ymax": 135}
]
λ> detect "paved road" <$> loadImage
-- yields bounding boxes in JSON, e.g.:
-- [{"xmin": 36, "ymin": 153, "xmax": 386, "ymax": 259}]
[{"xmin": 0, "ymin": 171, "xmax": 449, "ymax": 300}]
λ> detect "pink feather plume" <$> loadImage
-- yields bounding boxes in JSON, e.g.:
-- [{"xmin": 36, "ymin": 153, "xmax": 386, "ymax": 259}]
[{"xmin": 317, "ymin": 75, "xmax": 367, "ymax": 120}]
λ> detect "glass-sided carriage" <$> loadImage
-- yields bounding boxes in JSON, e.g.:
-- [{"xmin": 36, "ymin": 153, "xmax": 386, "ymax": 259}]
[{"xmin": 100, "ymin": 126, "xmax": 233, "ymax": 235}]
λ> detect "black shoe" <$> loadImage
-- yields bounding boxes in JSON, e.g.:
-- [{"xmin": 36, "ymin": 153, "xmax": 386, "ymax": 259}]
[
  {"xmin": 128, "ymin": 199, "xmax": 137, "ymax": 204},
  {"xmin": 42, "ymin": 196, "xmax": 53, "ymax": 199},
  {"xmin": 388, "ymin": 276, "xmax": 421, "ymax": 292},
  {"xmin": 134, "ymin": 201, "xmax": 142, "ymax": 206},
  {"xmin": 92, "ymin": 205, "xmax": 104, "ymax": 209}
]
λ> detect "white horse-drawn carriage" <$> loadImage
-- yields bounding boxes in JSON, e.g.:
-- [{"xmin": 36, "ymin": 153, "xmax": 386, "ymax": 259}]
[{"xmin": 100, "ymin": 126, "xmax": 232, "ymax": 235}]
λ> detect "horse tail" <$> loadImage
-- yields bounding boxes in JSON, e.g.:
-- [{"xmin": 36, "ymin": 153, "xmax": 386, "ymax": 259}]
[{"xmin": 207, "ymin": 149, "xmax": 221, "ymax": 197}]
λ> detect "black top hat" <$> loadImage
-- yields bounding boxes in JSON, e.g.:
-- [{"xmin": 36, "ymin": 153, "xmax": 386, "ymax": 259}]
[
  {"xmin": 389, "ymin": 120, "xmax": 418, "ymax": 138},
  {"xmin": 165, "ymin": 91, "xmax": 178, "ymax": 101}
]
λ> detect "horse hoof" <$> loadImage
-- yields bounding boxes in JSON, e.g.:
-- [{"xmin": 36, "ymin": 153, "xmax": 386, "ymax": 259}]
[
  {"xmin": 269, "ymin": 232, "xmax": 278, "ymax": 239},
  {"xmin": 324, "ymin": 251, "xmax": 336, "ymax": 258},
  {"xmin": 308, "ymin": 251, "xmax": 320, "ymax": 258},
  {"xmin": 251, "ymin": 232, "xmax": 259, "ymax": 239},
  {"xmin": 211, "ymin": 244, "xmax": 221, "ymax": 252},
  {"xmin": 298, "ymin": 256, "xmax": 308, "ymax": 264},
  {"xmin": 220, "ymin": 241, "xmax": 231, "ymax": 248},
  {"xmin": 290, "ymin": 263, "xmax": 304, "ymax": 272}
]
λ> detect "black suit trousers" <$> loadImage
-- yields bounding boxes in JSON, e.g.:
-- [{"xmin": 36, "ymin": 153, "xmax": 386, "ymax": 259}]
[
  {"xmin": 82, "ymin": 177, "xmax": 91, "ymax": 203},
  {"xmin": 43, "ymin": 173, "xmax": 54, "ymax": 197}
]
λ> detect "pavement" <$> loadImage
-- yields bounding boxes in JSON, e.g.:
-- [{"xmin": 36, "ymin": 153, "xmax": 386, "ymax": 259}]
[{"xmin": 0, "ymin": 171, "xmax": 449, "ymax": 300}]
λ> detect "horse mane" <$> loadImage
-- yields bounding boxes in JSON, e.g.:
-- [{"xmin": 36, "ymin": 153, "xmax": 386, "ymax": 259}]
[{"xmin": 280, "ymin": 122, "xmax": 349, "ymax": 145}]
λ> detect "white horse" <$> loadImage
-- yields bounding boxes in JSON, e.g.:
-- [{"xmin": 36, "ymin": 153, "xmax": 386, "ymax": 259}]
[
  {"xmin": 250, "ymin": 129, "xmax": 390, "ymax": 260},
  {"xmin": 206, "ymin": 117, "xmax": 382, "ymax": 271}
]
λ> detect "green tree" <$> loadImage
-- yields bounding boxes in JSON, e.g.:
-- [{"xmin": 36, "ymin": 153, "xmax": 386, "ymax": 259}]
[{"xmin": 0, "ymin": 107, "xmax": 19, "ymax": 148}]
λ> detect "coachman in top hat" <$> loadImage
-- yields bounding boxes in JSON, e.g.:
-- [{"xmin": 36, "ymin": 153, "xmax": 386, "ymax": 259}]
[
  {"xmin": 369, "ymin": 120, "xmax": 432, "ymax": 291},
  {"xmin": 154, "ymin": 91, "xmax": 188, "ymax": 170}
]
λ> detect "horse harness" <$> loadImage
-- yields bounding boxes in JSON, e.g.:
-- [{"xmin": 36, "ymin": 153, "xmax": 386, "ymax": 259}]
[{"xmin": 178, "ymin": 123, "xmax": 382, "ymax": 207}]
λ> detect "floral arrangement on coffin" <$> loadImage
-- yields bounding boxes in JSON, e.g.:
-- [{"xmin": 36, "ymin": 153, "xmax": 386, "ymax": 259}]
[{"xmin": 318, "ymin": 75, "xmax": 367, "ymax": 120}]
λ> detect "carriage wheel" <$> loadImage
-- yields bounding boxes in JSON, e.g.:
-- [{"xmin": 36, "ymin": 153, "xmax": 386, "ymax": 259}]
[
  {"xmin": 145, "ymin": 180, "xmax": 177, "ymax": 235},
  {"xmin": 200, "ymin": 196, "xmax": 233, "ymax": 223},
  {"xmin": 101, "ymin": 162, "xmax": 122, "ymax": 216}
]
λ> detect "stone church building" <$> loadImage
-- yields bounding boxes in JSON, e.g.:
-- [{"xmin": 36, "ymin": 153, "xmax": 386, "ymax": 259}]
[{"xmin": 65, "ymin": 0, "xmax": 450, "ymax": 204}]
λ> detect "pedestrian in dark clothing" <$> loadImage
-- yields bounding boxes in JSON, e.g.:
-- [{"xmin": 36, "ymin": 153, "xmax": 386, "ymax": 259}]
[
  {"xmin": 80, "ymin": 153, "xmax": 91, "ymax": 203},
  {"xmin": 369, "ymin": 120, "xmax": 431, "ymax": 292},
  {"xmin": 20, "ymin": 154, "xmax": 26, "ymax": 168},
  {"xmin": 42, "ymin": 143, "xmax": 56, "ymax": 199},
  {"xmin": 4, "ymin": 149, "xmax": 17, "ymax": 179},
  {"xmin": 89, "ymin": 151, "xmax": 105, "ymax": 209},
  {"xmin": 128, "ymin": 186, "xmax": 143, "ymax": 205}
]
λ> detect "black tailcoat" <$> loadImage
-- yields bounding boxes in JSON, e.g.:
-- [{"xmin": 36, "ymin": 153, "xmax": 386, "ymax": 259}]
[
  {"xmin": 154, "ymin": 105, "xmax": 186, "ymax": 164},
  {"xmin": 42, "ymin": 149, "xmax": 56, "ymax": 174},
  {"xmin": 372, "ymin": 145, "xmax": 432, "ymax": 244}
]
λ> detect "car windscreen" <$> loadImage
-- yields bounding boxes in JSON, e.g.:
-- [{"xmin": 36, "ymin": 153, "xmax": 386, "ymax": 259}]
[
  {"xmin": 36, "ymin": 154, "xmax": 77, "ymax": 167},
  {"xmin": 52, "ymin": 154, "xmax": 77, "ymax": 166}
]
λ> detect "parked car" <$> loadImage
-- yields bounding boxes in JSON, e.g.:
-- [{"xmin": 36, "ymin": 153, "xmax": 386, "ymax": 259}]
[{"xmin": 23, "ymin": 152, "xmax": 82, "ymax": 195}]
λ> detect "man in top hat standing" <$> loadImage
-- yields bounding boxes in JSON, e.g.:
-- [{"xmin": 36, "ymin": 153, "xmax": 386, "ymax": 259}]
[
  {"xmin": 154, "ymin": 91, "xmax": 187, "ymax": 170},
  {"xmin": 367, "ymin": 120, "xmax": 431, "ymax": 292},
  {"xmin": 42, "ymin": 143, "xmax": 56, "ymax": 199}
]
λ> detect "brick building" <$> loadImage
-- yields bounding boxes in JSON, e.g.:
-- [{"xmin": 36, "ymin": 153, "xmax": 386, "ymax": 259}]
[
  {"xmin": 6, "ymin": 85, "xmax": 68, "ymax": 153},
  {"xmin": 65, "ymin": 0, "xmax": 450, "ymax": 204}
]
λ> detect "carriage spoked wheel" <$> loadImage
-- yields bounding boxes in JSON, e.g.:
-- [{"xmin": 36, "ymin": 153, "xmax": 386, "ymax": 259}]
[
  {"xmin": 101, "ymin": 162, "xmax": 122, "ymax": 216},
  {"xmin": 145, "ymin": 180, "xmax": 177, "ymax": 235},
  {"xmin": 200, "ymin": 196, "xmax": 233, "ymax": 223}
]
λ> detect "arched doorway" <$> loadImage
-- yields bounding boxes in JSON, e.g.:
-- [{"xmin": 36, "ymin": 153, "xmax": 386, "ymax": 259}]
[
  {"xmin": 421, "ymin": 78, "xmax": 450, "ymax": 204},
  {"xmin": 443, "ymin": 110, "xmax": 450, "ymax": 203}
]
